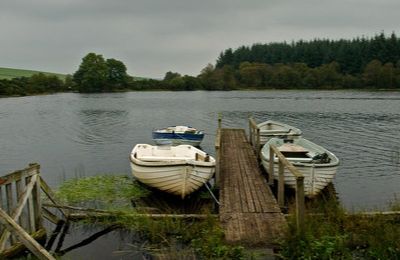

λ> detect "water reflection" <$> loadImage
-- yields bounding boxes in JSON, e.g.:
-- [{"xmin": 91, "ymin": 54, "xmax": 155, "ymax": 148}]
[
  {"xmin": 1, "ymin": 91, "xmax": 400, "ymax": 259},
  {"xmin": 0, "ymin": 91, "xmax": 399, "ymax": 209}
]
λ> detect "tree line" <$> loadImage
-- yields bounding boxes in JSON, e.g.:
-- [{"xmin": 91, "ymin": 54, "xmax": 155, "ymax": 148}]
[
  {"xmin": 216, "ymin": 32, "xmax": 400, "ymax": 74},
  {"xmin": 0, "ymin": 73, "xmax": 73, "ymax": 96},
  {"xmin": 1, "ymin": 32, "xmax": 400, "ymax": 97}
]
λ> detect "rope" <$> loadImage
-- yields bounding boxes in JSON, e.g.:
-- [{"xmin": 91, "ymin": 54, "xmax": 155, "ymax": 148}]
[{"xmin": 204, "ymin": 181, "xmax": 220, "ymax": 205}]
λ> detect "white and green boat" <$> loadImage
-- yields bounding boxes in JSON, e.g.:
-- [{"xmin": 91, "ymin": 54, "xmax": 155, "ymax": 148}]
[
  {"xmin": 257, "ymin": 120, "xmax": 302, "ymax": 145},
  {"xmin": 260, "ymin": 137, "xmax": 339, "ymax": 197}
]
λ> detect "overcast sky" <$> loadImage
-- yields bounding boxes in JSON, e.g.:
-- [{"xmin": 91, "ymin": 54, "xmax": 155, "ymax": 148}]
[{"xmin": 1, "ymin": 0, "xmax": 399, "ymax": 78}]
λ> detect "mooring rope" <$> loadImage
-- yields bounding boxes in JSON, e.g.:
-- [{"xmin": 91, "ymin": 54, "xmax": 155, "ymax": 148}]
[{"xmin": 204, "ymin": 181, "xmax": 220, "ymax": 205}]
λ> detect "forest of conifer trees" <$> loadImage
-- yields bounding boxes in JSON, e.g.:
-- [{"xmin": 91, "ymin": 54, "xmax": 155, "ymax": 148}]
[{"xmin": 216, "ymin": 32, "xmax": 400, "ymax": 74}]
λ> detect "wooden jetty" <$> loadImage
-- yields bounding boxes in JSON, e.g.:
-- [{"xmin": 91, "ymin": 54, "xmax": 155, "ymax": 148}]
[{"xmin": 217, "ymin": 128, "xmax": 287, "ymax": 246}]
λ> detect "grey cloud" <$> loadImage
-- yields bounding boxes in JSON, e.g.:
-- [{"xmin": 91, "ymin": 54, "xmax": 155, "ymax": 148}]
[{"xmin": 1, "ymin": 0, "xmax": 399, "ymax": 77}]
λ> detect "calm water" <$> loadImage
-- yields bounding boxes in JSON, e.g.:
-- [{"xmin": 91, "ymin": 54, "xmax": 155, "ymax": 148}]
[
  {"xmin": 1, "ymin": 90, "xmax": 400, "ymax": 209},
  {"xmin": 1, "ymin": 91, "xmax": 400, "ymax": 257}
]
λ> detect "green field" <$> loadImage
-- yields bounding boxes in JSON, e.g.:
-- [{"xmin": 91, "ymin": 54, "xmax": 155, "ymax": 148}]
[
  {"xmin": 0, "ymin": 67, "xmax": 151, "ymax": 81},
  {"xmin": 0, "ymin": 67, "xmax": 67, "ymax": 80}
]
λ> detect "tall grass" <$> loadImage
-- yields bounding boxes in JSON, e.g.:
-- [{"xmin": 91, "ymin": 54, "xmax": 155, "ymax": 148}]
[
  {"xmin": 280, "ymin": 198, "xmax": 400, "ymax": 259},
  {"xmin": 55, "ymin": 175, "xmax": 244, "ymax": 259}
]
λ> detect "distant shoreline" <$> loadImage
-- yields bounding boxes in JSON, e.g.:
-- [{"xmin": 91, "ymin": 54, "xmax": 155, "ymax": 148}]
[{"xmin": 2, "ymin": 87, "xmax": 400, "ymax": 99}]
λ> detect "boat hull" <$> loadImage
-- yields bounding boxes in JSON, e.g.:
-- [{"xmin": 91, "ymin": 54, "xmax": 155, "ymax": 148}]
[
  {"xmin": 130, "ymin": 161, "xmax": 214, "ymax": 198},
  {"xmin": 130, "ymin": 144, "xmax": 215, "ymax": 198},
  {"xmin": 260, "ymin": 159, "xmax": 338, "ymax": 197},
  {"xmin": 260, "ymin": 137, "xmax": 339, "ymax": 197}
]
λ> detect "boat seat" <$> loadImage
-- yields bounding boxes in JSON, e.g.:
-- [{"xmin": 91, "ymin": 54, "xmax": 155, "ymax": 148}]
[
  {"xmin": 138, "ymin": 155, "xmax": 192, "ymax": 161},
  {"xmin": 274, "ymin": 157, "xmax": 313, "ymax": 163},
  {"xmin": 260, "ymin": 129, "xmax": 291, "ymax": 134}
]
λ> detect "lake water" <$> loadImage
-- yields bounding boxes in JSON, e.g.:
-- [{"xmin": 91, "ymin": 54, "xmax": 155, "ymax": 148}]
[
  {"xmin": 1, "ymin": 90, "xmax": 400, "ymax": 257},
  {"xmin": 1, "ymin": 90, "xmax": 399, "ymax": 209}
]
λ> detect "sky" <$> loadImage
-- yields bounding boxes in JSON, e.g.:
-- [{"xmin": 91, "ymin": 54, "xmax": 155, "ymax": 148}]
[{"xmin": 1, "ymin": 0, "xmax": 400, "ymax": 78}]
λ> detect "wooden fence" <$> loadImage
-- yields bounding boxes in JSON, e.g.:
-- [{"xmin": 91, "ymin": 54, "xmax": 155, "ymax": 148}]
[
  {"xmin": 0, "ymin": 164, "xmax": 63, "ymax": 260},
  {"xmin": 269, "ymin": 144, "xmax": 305, "ymax": 232}
]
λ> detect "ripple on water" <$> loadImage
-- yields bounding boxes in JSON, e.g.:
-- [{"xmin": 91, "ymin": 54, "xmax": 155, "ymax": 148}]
[{"xmin": 0, "ymin": 91, "xmax": 400, "ymax": 211}]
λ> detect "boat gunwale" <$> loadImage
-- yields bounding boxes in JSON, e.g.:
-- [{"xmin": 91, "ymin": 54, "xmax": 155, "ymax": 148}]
[
  {"xmin": 257, "ymin": 120, "xmax": 303, "ymax": 136},
  {"xmin": 130, "ymin": 155, "xmax": 216, "ymax": 167},
  {"xmin": 260, "ymin": 137, "xmax": 340, "ymax": 168},
  {"xmin": 130, "ymin": 144, "xmax": 215, "ymax": 167}
]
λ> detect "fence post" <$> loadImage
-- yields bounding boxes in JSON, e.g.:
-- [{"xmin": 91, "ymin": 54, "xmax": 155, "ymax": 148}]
[
  {"xmin": 256, "ymin": 128, "xmax": 261, "ymax": 159},
  {"xmin": 32, "ymin": 164, "xmax": 43, "ymax": 231},
  {"xmin": 268, "ymin": 145, "xmax": 274, "ymax": 185},
  {"xmin": 215, "ymin": 116, "xmax": 222, "ymax": 186},
  {"xmin": 295, "ymin": 176, "xmax": 305, "ymax": 233},
  {"xmin": 278, "ymin": 160, "xmax": 285, "ymax": 208},
  {"xmin": 215, "ymin": 133, "xmax": 220, "ymax": 186},
  {"xmin": 249, "ymin": 118, "xmax": 253, "ymax": 146}
]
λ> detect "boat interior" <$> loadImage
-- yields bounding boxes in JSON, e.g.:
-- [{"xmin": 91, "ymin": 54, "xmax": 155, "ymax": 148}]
[{"xmin": 134, "ymin": 144, "xmax": 209, "ymax": 162}]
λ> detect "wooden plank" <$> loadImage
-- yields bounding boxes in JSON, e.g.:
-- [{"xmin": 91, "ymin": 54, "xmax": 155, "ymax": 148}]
[
  {"xmin": 5, "ymin": 183, "xmax": 15, "ymax": 245},
  {"xmin": 5, "ymin": 183, "xmax": 13, "ymax": 215},
  {"xmin": 0, "ymin": 229, "xmax": 47, "ymax": 259},
  {"xmin": 268, "ymin": 146, "xmax": 274, "ymax": 184},
  {"xmin": 40, "ymin": 176, "xmax": 68, "ymax": 218},
  {"xmin": 0, "ymin": 208, "xmax": 55, "ymax": 260},
  {"xmin": 278, "ymin": 160, "xmax": 285, "ymax": 208},
  {"xmin": 235, "ymin": 146, "xmax": 251, "ymax": 212},
  {"xmin": 0, "ymin": 186, "xmax": 3, "ymax": 209},
  {"xmin": 32, "ymin": 167, "xmax": 43, "ymax": 231},
  {"xmin": 296, "ymin": 177, "xmax": 305, "ymax": 233},
  {"xmin": 16, "ymin": 179, "xmax": 29, "ymax": 232},
  {"xmin": 42, "ymin": 207, "xmax": 62, "ymax": 225},
  {"xmin": 0, "ymin": 166, "xmax": 38, "ymax": 186},
  {"xmin": 0, "ymin": 174, "xmax": 38, "ymax": 250},
  {"xmin": 237, "ymin": 150, "xmax": 256, "ymax": 212},
  {"xmin": 43, "ymin": 203, "xmax": 217, "ymax": 219},
  {"xmin": 219, "ymin": 129, "xmax": 286, "ymax": 245},
  {"xmin": 25, "ymin": 176, "xmax": 36, "ymax": 233},
  {"xmin": 0, "ymin": 186, "xmax": 3, "ymax": 235},
  {"xmin": 243, "ymin": 147, "xmax": 263, "ymax": 213}
]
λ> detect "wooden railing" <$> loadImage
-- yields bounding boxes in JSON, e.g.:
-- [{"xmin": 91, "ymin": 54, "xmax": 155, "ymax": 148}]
[
  {"xmin": 269, "ymin": 144, "xmax": 305, "ymax": 232},
  {"xmin": 0, "ymin": 164, "xmax": 66, "ymax": 260},
  {"xmin": 0, "ymin": 164, "xmax": 43, "ymax": 249}
]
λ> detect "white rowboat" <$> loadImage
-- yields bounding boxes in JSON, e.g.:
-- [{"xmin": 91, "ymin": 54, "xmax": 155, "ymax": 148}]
[
  {"xmin": 260, "ymin": 137, "xmax": 339, "ymax": 197},
  {"xmin": 130, "ymin": 144, "xmax": 215, "ymax": 198},
  {"xmin": 257, "ymin": 120, "xmax": 302, "ymax": 145}
]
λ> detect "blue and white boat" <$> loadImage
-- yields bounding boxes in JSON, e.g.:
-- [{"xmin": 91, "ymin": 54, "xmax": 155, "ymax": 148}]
[{"xmin": 152, "ymin": 126, "xmax": 204, "ymax": 146}]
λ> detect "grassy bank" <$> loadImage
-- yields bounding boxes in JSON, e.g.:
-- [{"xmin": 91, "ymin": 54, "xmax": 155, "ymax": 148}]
[
  {"xmin": 0, "ymin": 67, "xmax": 66, "ymax": 80},
  {"xmin": 54, "ymin": 175, "xmax": 400, "ymax": 259},
  {"xmin": 280, "ymin": 199, "xmax": 400, "ymax": 259},
  {"xmin": 55, "ymin": 175, "xmax": 245, "ymax": 259}
]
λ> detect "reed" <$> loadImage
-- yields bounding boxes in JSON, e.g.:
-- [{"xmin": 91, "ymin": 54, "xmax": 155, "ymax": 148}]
[
  {"xmin": 55, "ymin": 175, "xmax": 150, "ymax": 210},
  {"xmin": 280, "ymin": 198, "xmax": 400, "ymax": 259},
  {"xmin": 55, "ymin": 175, "xmax": 244, "ymax": 259}
]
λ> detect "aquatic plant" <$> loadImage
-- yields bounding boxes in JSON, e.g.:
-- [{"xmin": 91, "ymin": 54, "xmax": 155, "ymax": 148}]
[
  {"xmin": 56, "ymin": 175, "xmax": 150, "ymax": 209},
  {"xmin": 280, "ymin": 198, "xmax": 400, "ymax": 259},
  {"xmin": 55, "ymin": 175, "xmax": 244, "ymax": 259}
]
